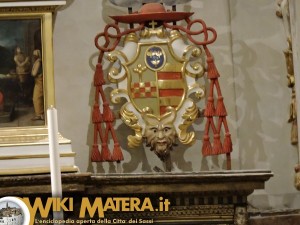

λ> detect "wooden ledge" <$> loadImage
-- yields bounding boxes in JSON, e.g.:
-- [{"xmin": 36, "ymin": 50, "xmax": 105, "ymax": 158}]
[
  {"xmin": 88, "ymin": 170, "xmax": 273, "ymax": 195},
  {"xmin": 0, "ymin": 170, "xmax": 273, "ymax": 196},
  {"xmin": 0, "ymin": 173, "xmax": 91, "ymax": 196}
]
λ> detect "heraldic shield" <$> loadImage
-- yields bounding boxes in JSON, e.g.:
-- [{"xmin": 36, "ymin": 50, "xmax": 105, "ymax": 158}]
[
  {"xmin": 128, "ymin": 43, "xmax": 187, "ymax": 117},
  {"xmin": 91, "ymin": 3, "xmax": 233, "ymax": 170},
  {"xmin": 107, "ymin": 29, "xmax": 205, "ymax": 163}
]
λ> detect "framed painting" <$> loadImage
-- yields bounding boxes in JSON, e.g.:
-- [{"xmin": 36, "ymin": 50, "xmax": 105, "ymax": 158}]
[{"xmin": 0, "ymin": 11, "xmax": 55, "ymax": 146}]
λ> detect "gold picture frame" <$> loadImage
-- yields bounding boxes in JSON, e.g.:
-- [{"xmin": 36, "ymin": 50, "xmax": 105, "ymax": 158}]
[{"xmin": 0, "ymin": 11, "xmax": 56, "ymax": 147}]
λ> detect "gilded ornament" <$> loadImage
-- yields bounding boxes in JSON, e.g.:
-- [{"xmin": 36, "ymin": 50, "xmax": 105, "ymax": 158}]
[
  {"xmin": 87, "ymin": 2, "xmax": 237, "ymax": 169},
  {"xmin": 107, "ymin": 23, "xmax": 205, "ymax": 168}
]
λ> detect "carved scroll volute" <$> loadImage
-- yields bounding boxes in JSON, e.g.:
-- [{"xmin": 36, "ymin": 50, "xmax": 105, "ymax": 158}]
[{"xmin": 169, "ymin": 30, "xmax": 205, "ymax": 100}]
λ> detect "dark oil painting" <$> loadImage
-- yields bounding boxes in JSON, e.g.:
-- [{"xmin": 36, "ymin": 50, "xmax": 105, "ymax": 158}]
[{"xmin": 0, "ymin": 18, "xmax": 45, "ymax": 128}]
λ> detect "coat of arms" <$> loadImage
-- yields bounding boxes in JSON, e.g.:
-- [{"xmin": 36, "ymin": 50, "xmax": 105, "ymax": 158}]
[{"xmin": 91, "ymin": 2, "xmax": 233, "ymax": 171}]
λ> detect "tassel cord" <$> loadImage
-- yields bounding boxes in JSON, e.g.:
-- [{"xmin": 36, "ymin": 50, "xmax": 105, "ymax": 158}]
[
  {"xmin": 99, "ymin": 86, "xmax": 108, "ymax": 106},
  {"xmin": 214, "ymin": 79, "xmax": 223, "ymax": 98},
  {"xmin": 209, "ymin": 117, "xmax": 218, "ymax": 134},
  {"xmin": 209, "ymin": 79, "xmax": 215, "ymax": 96},
  {"xmin": 203, "ymin": 45, "xmax": 213, "ymax": 59},
  {"xmin": 216, "ymin": 117, "xmax": 223, "ymax": 133},
  {"xmin": 94, "ymin": 86, "xmax": 100, "ymax": 103},
  {"xmin": 95, "ymin": 23, "xmax": 145, "ymax": 53},
  {"xmin": 104, "ymin": 123, "xmax": 110, "ymax": 142},
  {"xmin": 163, "ymin": 19, "xmax": 217, "ymax": 46},
  {"xmin": 204, "ymin": 81, "xmax": 216, "ymax": 117},
  {"xmin": 96, "ymin": 123, "xmax": 105, "ymax": 143}
]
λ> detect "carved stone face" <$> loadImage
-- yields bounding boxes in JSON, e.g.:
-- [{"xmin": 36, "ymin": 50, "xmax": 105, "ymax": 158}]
[{"xmin": 143, "ymin": 109, "xmax": 177, "ymax": 161}]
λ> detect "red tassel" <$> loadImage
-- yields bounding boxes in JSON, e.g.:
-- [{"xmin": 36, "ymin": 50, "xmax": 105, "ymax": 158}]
[
  {"xmin": 101, "ymin": 143, "xmax": 112, "ymax": 161},
  {"xmin": 215, "ymin": 96, "xmax": 227, "ymax": 116},
  {"xmin": 103, "ymin": 102, "xmax": 115, "ymax": 122},
  {"xmin": 223, "ymin": 133, "xmax": 232, "ymax": 154},
  {"xmin": 204, "ymin": 97, "xmax": 215, "ymax": 117},
  {"xmin": 212, "ymin": 134, "xmax": 223, "ymax": 155},
  {"xmin": 202, "ymin": 135, "xmax": 212, "ymax": 156},
  {"xmin": 91, "ymin": 144, "xmax": 103, "ymax": 162},
  {"xmin": 111, "ymin": 143, "xmax": 124, "ymax": 162},
  {"xmin": 92, "ymin": 103, "xmax": 103, "ymax": 123},
  {"xmin": 94, "ymin": 63, "xmax": 106, "ymax": 86},
  {"xmin": 206, "ymin": 56, "xmax": 220, "ymax": 79}
]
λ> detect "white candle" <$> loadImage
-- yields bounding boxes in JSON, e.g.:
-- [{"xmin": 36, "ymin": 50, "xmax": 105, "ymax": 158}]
[{"xmin": 47, "ymin": 106, "xmax": 64, "ymax": 222}]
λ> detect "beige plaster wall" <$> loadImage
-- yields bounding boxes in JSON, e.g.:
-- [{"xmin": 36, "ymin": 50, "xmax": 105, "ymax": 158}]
[
  {"xmin": 229, "ymin": 0, "xmax": 300, "ymax": 209},
  {"xmin": 53, "ymin": 0, "xmax": 300, "ymax": 209}
]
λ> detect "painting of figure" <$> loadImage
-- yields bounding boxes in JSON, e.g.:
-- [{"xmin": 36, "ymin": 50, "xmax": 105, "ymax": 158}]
[{"xmin": 0, "ymin": 18, "xmax": 44, "ymax": 127}]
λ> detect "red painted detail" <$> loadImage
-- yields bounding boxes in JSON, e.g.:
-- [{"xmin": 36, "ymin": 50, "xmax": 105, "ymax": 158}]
[
  {"xmin": 157, "ymin": 72, "xmax": 182, "ymax": 80},
  {"xmin": 159, "ymin": 89, "xmax": 184, "ymax": 97}
]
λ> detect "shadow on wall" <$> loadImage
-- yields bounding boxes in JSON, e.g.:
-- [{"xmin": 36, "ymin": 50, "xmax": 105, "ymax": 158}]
[
  {"xmin": 232, "ymin": 40, "xmax": 266, "ymax": 169},
  {"xmin": 102, "ymin": 0, "xmax": 128, "ymax": 25},
  {"xmin": 233, "ymin": 38, "xmax": 292, "ymax": 171},
  {"xmin": 58, "ymin": 0, "xmax": 75, "ymax": 11},
  {"xmin": 117, "ymin": 123, "xmax": 152, "ymax": 173},
  {"xmin": 229, "ymin": 0, "xmax": 285, "ymax": 171}
]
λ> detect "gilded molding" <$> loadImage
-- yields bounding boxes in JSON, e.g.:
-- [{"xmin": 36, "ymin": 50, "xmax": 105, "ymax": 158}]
[
  {"xmin": 107, "ymin": 50, "xmax": 129, "ymax": 63},
  {"xmin": 0, "ymin": 127, "xmax": 71, "ymax": 146},
  {"xmin": 0, "ymin": 166, "xmax": 78, "ymax": 176},
  {"xmin": 140, "ymin": 27, "xmax": 167, "ymax": 39},
  {"xmin": 110, "ymin": 88, "xmax": 129, "ymax": 104},
  {"xmin": 0, "ymin": 6, "xmax": 58, "ymax": 13},
  {"xmin": 120, "ymin": 103, "xmax": 143, "ymax": 148},
  {"xmin": 0, "ymin": 152, "xmax": 76, "ymax": 160},
  {"xmin": 188, "ymin": 83, "xmax": 205, "ymax": 99},
  {"xmin": 124, "ymin": 32, "xmax": 139, "ymax": 43},
  {"xmin": 178, "ymin": 102, "xmax": 198, "ymax": 145},
  {"xmin": 169, "ymin": 30, "xmax": 183, "ymax": 43},
  {"xmin": 107, "ymin": 50, "xmax": 129, "ymax": 83}
]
